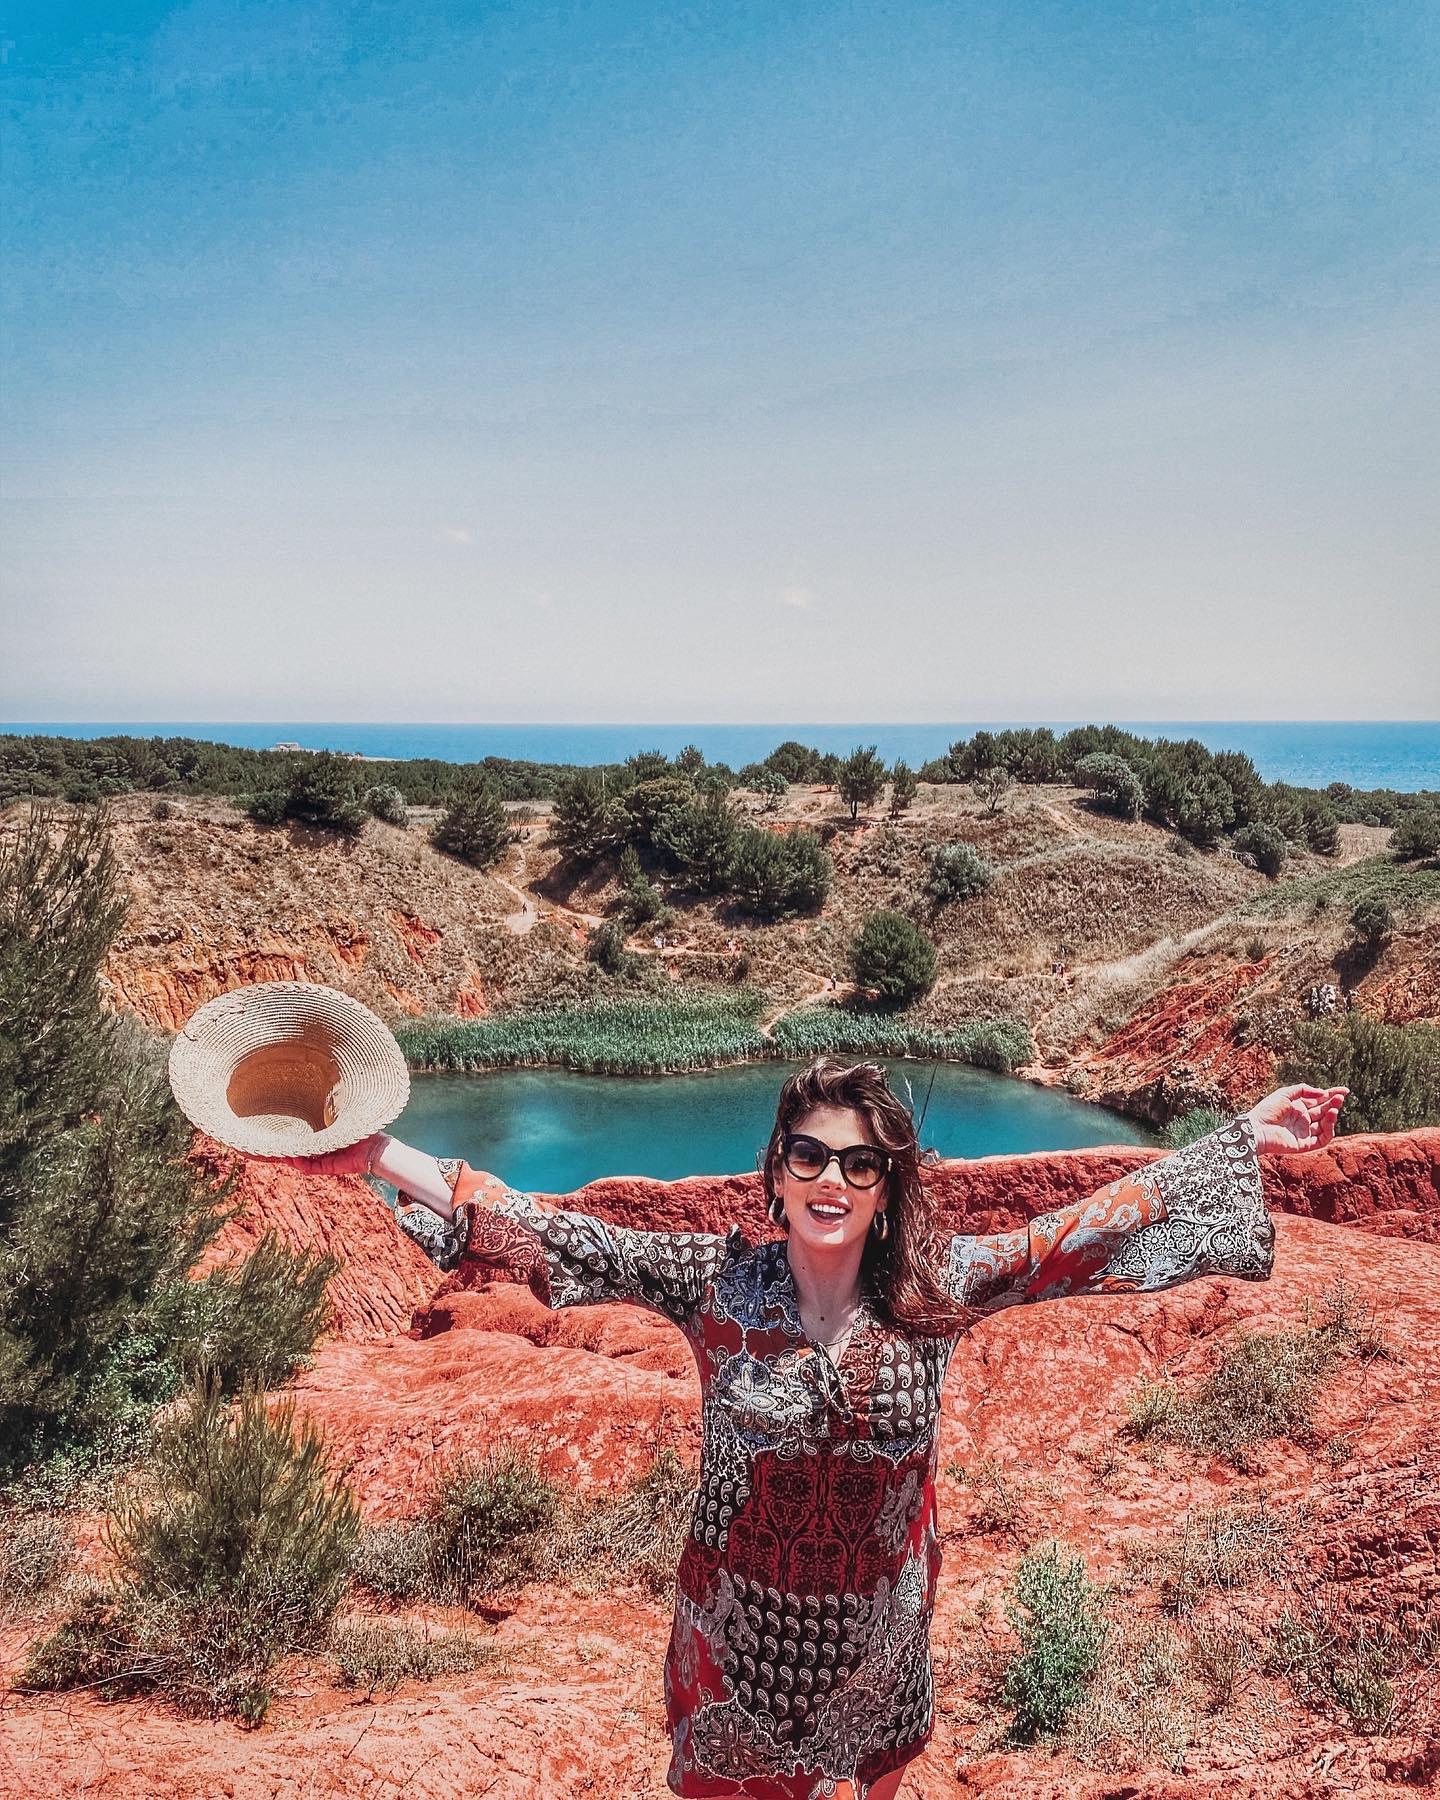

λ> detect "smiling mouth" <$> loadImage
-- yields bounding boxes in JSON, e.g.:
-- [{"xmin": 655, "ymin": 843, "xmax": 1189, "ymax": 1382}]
[{"xmin": 806, "ymin": 1201, "xmax": 850, "ymax": 1221}]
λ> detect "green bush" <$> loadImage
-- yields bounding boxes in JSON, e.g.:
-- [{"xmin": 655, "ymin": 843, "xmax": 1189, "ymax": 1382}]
[
  {"xmin": 1233, "ymin": 822, "xmax": 1287, "ymax": 878},
  {"xmin": 278, "ymin": 752, "xmax": 367, "ymax": 836},
  {"xmin": 587, "ymin": 919, "xmax": 635, "ymax": 977},
  {"xmin": 550, "ymin": 772, "xmax": 627, "ymax": 864},
  {"xmin": 1075, "ymin": 753, "xmax": 1144, "ymax": 821},
  {"xmin": 925, "ymin": 842, "xmax": 994, "ymax": 908},
  {"xmin": 242, "ymin": 788, "xmax": 287, "ymax": 826},
  {"xmin": 1391, "ymin": 808, "xmax": 1440, "ymax": 862},
  {"xmin": 655, "ymin": 789, "xmax": 739, "ymax": 892},
  {"xmin": 616, "ymin": 845, "xmax": 665, "ymax": 926},
  {"xmin": 159, "ymin": 1231, "xmax": 338, "ymax": 1393},
  {"xmin": 888, "ymin": 761, "xmax": 918, "ymax": 816},
  {"xmin": 0, "ymin": 809, "xmax": 231, "ymax": 1478},
  {"xmin": 1350, "ymin": 896, "xmax": 1392, "ymax": 943},
  {"xmin": 25, "ymin": 1381, "xmax": 358, "ymax": 1723},
  {"xmin": 1002, "ymin": 1541, "xmax": 1108, "ymax": 1742},
  {"xmin": 1161, "ymin": 1107, "xmax": 1228, "ymax": 1149},
  {"xmin": 363, "ymin": 783, "xmax": 408, "ymax": 827},
  {"xmin": 852, "ymin": 911, "xmax": 937, "ymax": 1006},
  {"xmin": 431, "ymin": 782, "xmax": 511, "ymax": 869},
  {"xmin": 837, "ymin": 745, "xmax": 886, "ymax": 819},
  {"xmin": 428, "ymin": 1449, "xmax": 563, "ymax": 1599},
  {"xmin": 1280, "ymin": 1014, "xmax": 1440, "ymax": 1133},
  {"xmin": 730, "ymin": 826, "xmax": 831, "ymax": 919}
]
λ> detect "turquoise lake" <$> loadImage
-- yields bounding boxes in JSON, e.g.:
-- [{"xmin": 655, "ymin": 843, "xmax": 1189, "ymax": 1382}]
[{"xmin": 391, "ymin": 1061, "xmax": 1158, "ymax": 1195}]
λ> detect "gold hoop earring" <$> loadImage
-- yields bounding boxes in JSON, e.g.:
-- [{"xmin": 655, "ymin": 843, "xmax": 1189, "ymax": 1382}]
[
  {"xmin": 872, "ymin": 1209, "xmax": 889, "ymax": 1242},
  {"xmin": 767, "ymin": 1193, "xmax": 785, "ymax": 1225}
]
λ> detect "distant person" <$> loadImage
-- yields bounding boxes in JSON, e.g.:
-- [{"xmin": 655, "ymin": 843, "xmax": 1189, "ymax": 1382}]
[{"xmin": 275, "ymin": 1064, "xmax": 1345, "ymax": 1800}]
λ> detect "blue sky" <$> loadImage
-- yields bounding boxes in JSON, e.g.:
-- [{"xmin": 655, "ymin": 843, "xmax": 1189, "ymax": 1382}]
[{"xmin": 4, "ymin": 1, "xmax": 1437, "ymax": 722}]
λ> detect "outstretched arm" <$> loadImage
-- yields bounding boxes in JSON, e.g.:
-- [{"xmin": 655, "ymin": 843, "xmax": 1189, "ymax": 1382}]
[
  {"xmin": 272, "ymin": 1132, "xmax": 738, "ymax": 1331},
  {"xmin": 945, "ymin": 1085, "xmax": 1346, "ymax": 1313}
]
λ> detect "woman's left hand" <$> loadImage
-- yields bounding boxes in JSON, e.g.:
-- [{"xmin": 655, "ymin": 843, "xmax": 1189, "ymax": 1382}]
[{"xmin": 1245, "ymin": 1084, "xmax": 1349, "ymax": 1154}]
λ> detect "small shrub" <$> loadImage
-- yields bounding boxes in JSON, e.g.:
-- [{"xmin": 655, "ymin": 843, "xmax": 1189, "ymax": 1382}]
[
  {"xmin": 1391, "ymin": 808, "xmax": 1440, "ymax": 862},
  {"xmin": 0, "ymin": 1510, "xmax": 70, "ymax": 1616},
  {"xmin": 23, "ymin": 1380, "xmax": 358, "ymax": 1723},
  {"xmin": 587, "ymin": 919, "xmax": 636, "ymax": 978},
  {"xmin": 1161, "ymin": 1107, "xmax": 1227, "ymax": 1149},
  {"xmin": 1122, "ymin": 1283, "xmax": 1393, "ymax": 1471},
  {"xmin": 1001, "ymin": 1541, "xmax": 1108, "ymax": 1742},
  {"xmin": 851, "ymin": 910, "xmax": 937, "ymax": 1006},
  {"xmin": 161, "ymin": 1231, "xmax": 338, "ymax": 1393},
  {"xmin": 280, "ymin": 753, "xmax": 367, "ymax": 836},
  {"xmin": 949, "ymin": 1458, "xmax": 1054, "ymax": 1542},
  {"xmin": 364, "ymin": 784, "xmax": 408, "ymax": 827},
  {"xmin": 1233, "ymin": 822, "xmax": 1287, "ymax": 877},
  {"xmin": 349, "ymin": 1518, "xmax": 434, "ymax": 1604},
  {"xmin": 330, "ymin": 1617, "xmax": 493, "ymax": 1695},
  {"xmin": 150, "ymin": 798, "xmax": 174, "ymax": 821},
  {"xmin": 1262, "ymin": 1599, "xmax": 1435, "ymax": 1735},
  {"xmin": 924, "ymin": 841, "xmax": 994, "ymax": 908},
  {"xmin": 242, "ymin": 788, "xmax": 287, "ymax": 826},
  {"xmin": 1123, "ymin": 1504, "xmax": 1294, "ymax": 1614},
  {"xmin": 1281, "ymin": 1013, "xmax": 1440, "ymax": 1134},
  {"xmin": 1185, "ymin": 1614, "xmax": 1254, "ymax": 1713},
  {"xmin": 1243, "ymin": 934, "xmax": 1268, "ymax": 963},
  {"xmin": 427, "ymin": 1450, "xmax": 563, "ymax": 1600},
  {"xmin": 557, "ymin": 1446, "xmax": 698, "ymax": 1598},
  {"xmin": 1062, "ymin": 1619, "xmax": 1189, "ymax": 1769},
  {"xmin": 1351, "ymin": 895, "xmax": 1393, "ymax": 943}
]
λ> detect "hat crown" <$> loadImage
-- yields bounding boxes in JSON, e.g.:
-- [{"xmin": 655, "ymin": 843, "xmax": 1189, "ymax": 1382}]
[{"xmin": 168, "ymin": 981, "xmax": 409, "ymax": 1156}]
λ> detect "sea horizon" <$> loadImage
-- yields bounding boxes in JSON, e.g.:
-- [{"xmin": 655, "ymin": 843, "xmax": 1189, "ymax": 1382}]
[{"xmin": 4, "ymin": 719, "xmax": 1437, "ymax": 793}]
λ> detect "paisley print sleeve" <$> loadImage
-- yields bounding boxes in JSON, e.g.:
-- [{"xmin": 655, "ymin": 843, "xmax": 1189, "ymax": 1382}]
[
  {"xmin": 945, "ymin": 1115, "xmax": 1272, "ymax": 1312},
  {"xmin": 400, "ymin": 1159, "xmax": 740, "ymax": 1330}
]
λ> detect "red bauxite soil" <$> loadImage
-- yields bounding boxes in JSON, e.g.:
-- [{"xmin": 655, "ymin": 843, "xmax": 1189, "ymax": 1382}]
[{"xmin": 3, "ymin": 1134, "xmax": 1438, "ymax": 1799}]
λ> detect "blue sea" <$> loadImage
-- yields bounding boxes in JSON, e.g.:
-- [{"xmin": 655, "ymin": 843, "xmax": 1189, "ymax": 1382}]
[{"xmin": 4, "ymin": 720, "xmax": 1438, "ymax": 792}]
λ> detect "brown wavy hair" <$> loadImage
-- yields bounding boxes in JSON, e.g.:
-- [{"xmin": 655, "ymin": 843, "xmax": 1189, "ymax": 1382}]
[{"xmin": 760, "ymin": 1056, "xmax": 976, "ymax": 1338}]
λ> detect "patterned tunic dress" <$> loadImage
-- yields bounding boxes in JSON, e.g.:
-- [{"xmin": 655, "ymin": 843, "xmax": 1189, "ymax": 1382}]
[{"xmin": 421, "ymin": 1116, "xmax": 1270, "ymax": 1800}]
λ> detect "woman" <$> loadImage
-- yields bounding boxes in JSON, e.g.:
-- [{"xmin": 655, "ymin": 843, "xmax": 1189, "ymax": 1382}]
[{"xmin": 277, "ymin": 1062, "xmax": 1347, "ymax": 1800}]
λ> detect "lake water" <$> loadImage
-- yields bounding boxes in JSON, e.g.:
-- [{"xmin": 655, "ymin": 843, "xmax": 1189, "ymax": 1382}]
[
  {"xmin": 392, "ymin": 1060, "xmax": 1157, "ymax": 1195},
  {"xmin": 9, "ymin": 720, "xmax": 1438, "ymax": 791}
]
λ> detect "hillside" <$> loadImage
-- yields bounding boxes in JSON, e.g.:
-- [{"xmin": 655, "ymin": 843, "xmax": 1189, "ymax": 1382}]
[
  {"xmin": 3, "ymin": 1132, "xmax": 1436, "ymax": 1798},
  {"xmin": 52, "ymin": 783, "xmax": 1440, "ymax": 1121}
]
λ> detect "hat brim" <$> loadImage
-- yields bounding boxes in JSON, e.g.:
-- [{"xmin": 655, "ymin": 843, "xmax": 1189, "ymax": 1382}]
[{"xmin": 168, "ymin": 980, "xmax": 411, "ymax": 1157}]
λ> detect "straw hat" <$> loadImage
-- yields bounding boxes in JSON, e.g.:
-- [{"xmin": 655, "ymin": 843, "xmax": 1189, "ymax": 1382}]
[{"xmin": 168, "ymin": 980, "xmax": 410, "ymax": 1157}]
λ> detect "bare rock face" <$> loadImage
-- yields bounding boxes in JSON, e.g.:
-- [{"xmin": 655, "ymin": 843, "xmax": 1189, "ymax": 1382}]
[{"xmin": 6, "ymin": 1131, "xmax": 1439, "ymax": 1798}]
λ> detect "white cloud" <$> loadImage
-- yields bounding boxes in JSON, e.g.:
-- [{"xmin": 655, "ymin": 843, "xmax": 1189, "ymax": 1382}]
[
  {"xmin": 532, "ymin": 590, "xmax": 554, "ymax": 610},
  {"xmin": 777, "ymin": 585, "xmax": 812, "ymax": 610},
  {"xmin": 440, "ymin": 526, "xmax": 474, "ymax": 545}
]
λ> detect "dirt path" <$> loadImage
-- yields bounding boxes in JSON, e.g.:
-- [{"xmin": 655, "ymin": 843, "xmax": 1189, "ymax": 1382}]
[
  {"xmin": 760, "ymin": 974, "xmax": 846, "ymax": 1039},
  {"xmin": 497, "ymin": 840, "xmax": 602, "ymax": 936}
]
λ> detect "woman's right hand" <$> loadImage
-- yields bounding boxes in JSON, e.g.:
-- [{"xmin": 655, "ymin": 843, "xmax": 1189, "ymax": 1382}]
[{"xmin": 267, "ymin": 1132, "xmax": 390, "ymax": 1178}]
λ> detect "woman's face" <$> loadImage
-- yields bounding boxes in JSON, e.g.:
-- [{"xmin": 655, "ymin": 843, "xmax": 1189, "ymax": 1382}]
[{"xmin": 773, "ymin": 1102, "xmax": 890, "ymax": 1256}]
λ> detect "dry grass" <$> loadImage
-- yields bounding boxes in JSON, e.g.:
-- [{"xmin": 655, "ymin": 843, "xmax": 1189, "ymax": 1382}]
[
  {"xmin": 330, "ymin": 1617, "xmax": 498, "ymax": 1696},
  {"xmin": 1262, "ymin": 1596, "xmax": 1440, "ymax": 1736},
  {"xmin": 1061, "ymin": 1617, "xmax": 1192, "ymax": 1771},
  {"xmin": 947, "ymin": 1458, "xmax": 1060, "ymax": 1543},
  {"xmin": 0, "ymin": 1510, "xmax": 71, "ymax": 1621},
  {"xmin": 351, "ymin": 1446, "xmax": 698, "ymax": 1608},
  {"xmin": 1121, "ymin": 1503, "xmax": 1297, "ymax": 1615},
  {"xmin": 1185, "ymin": 1612, "xmax": 1257, "ymax": 1713},
  {"xmin": 1122, "ymin": 1280, "xmax": 1396, "ymax": 1471}
]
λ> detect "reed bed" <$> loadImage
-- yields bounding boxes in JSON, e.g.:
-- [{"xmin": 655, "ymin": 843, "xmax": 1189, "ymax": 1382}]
[{"xmin": 397, "ymin": 993, "xmax": 1032, "ymax": 1077}]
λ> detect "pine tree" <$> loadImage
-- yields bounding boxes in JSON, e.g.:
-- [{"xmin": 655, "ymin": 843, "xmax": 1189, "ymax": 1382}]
[
  {"xmin": 431, "ymin": 781, "xmax": 511, "ymax": 869},
  {"xmin": 837, "ymin": 746, "xmax": 886, "ymax": 820},
  {"xmin": 0, "ymin": 809, "xmax": 224, "ymax": 1473},
  {"xmin": 0, "ymin": 807, "xmax": 335, "ymax": 1480}
]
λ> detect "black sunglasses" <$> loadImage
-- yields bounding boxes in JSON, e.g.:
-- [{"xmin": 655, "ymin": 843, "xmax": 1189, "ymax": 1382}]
[{"xmin": 780, "ymin": 1132, "xmax": 893, "ymax": 1190}]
